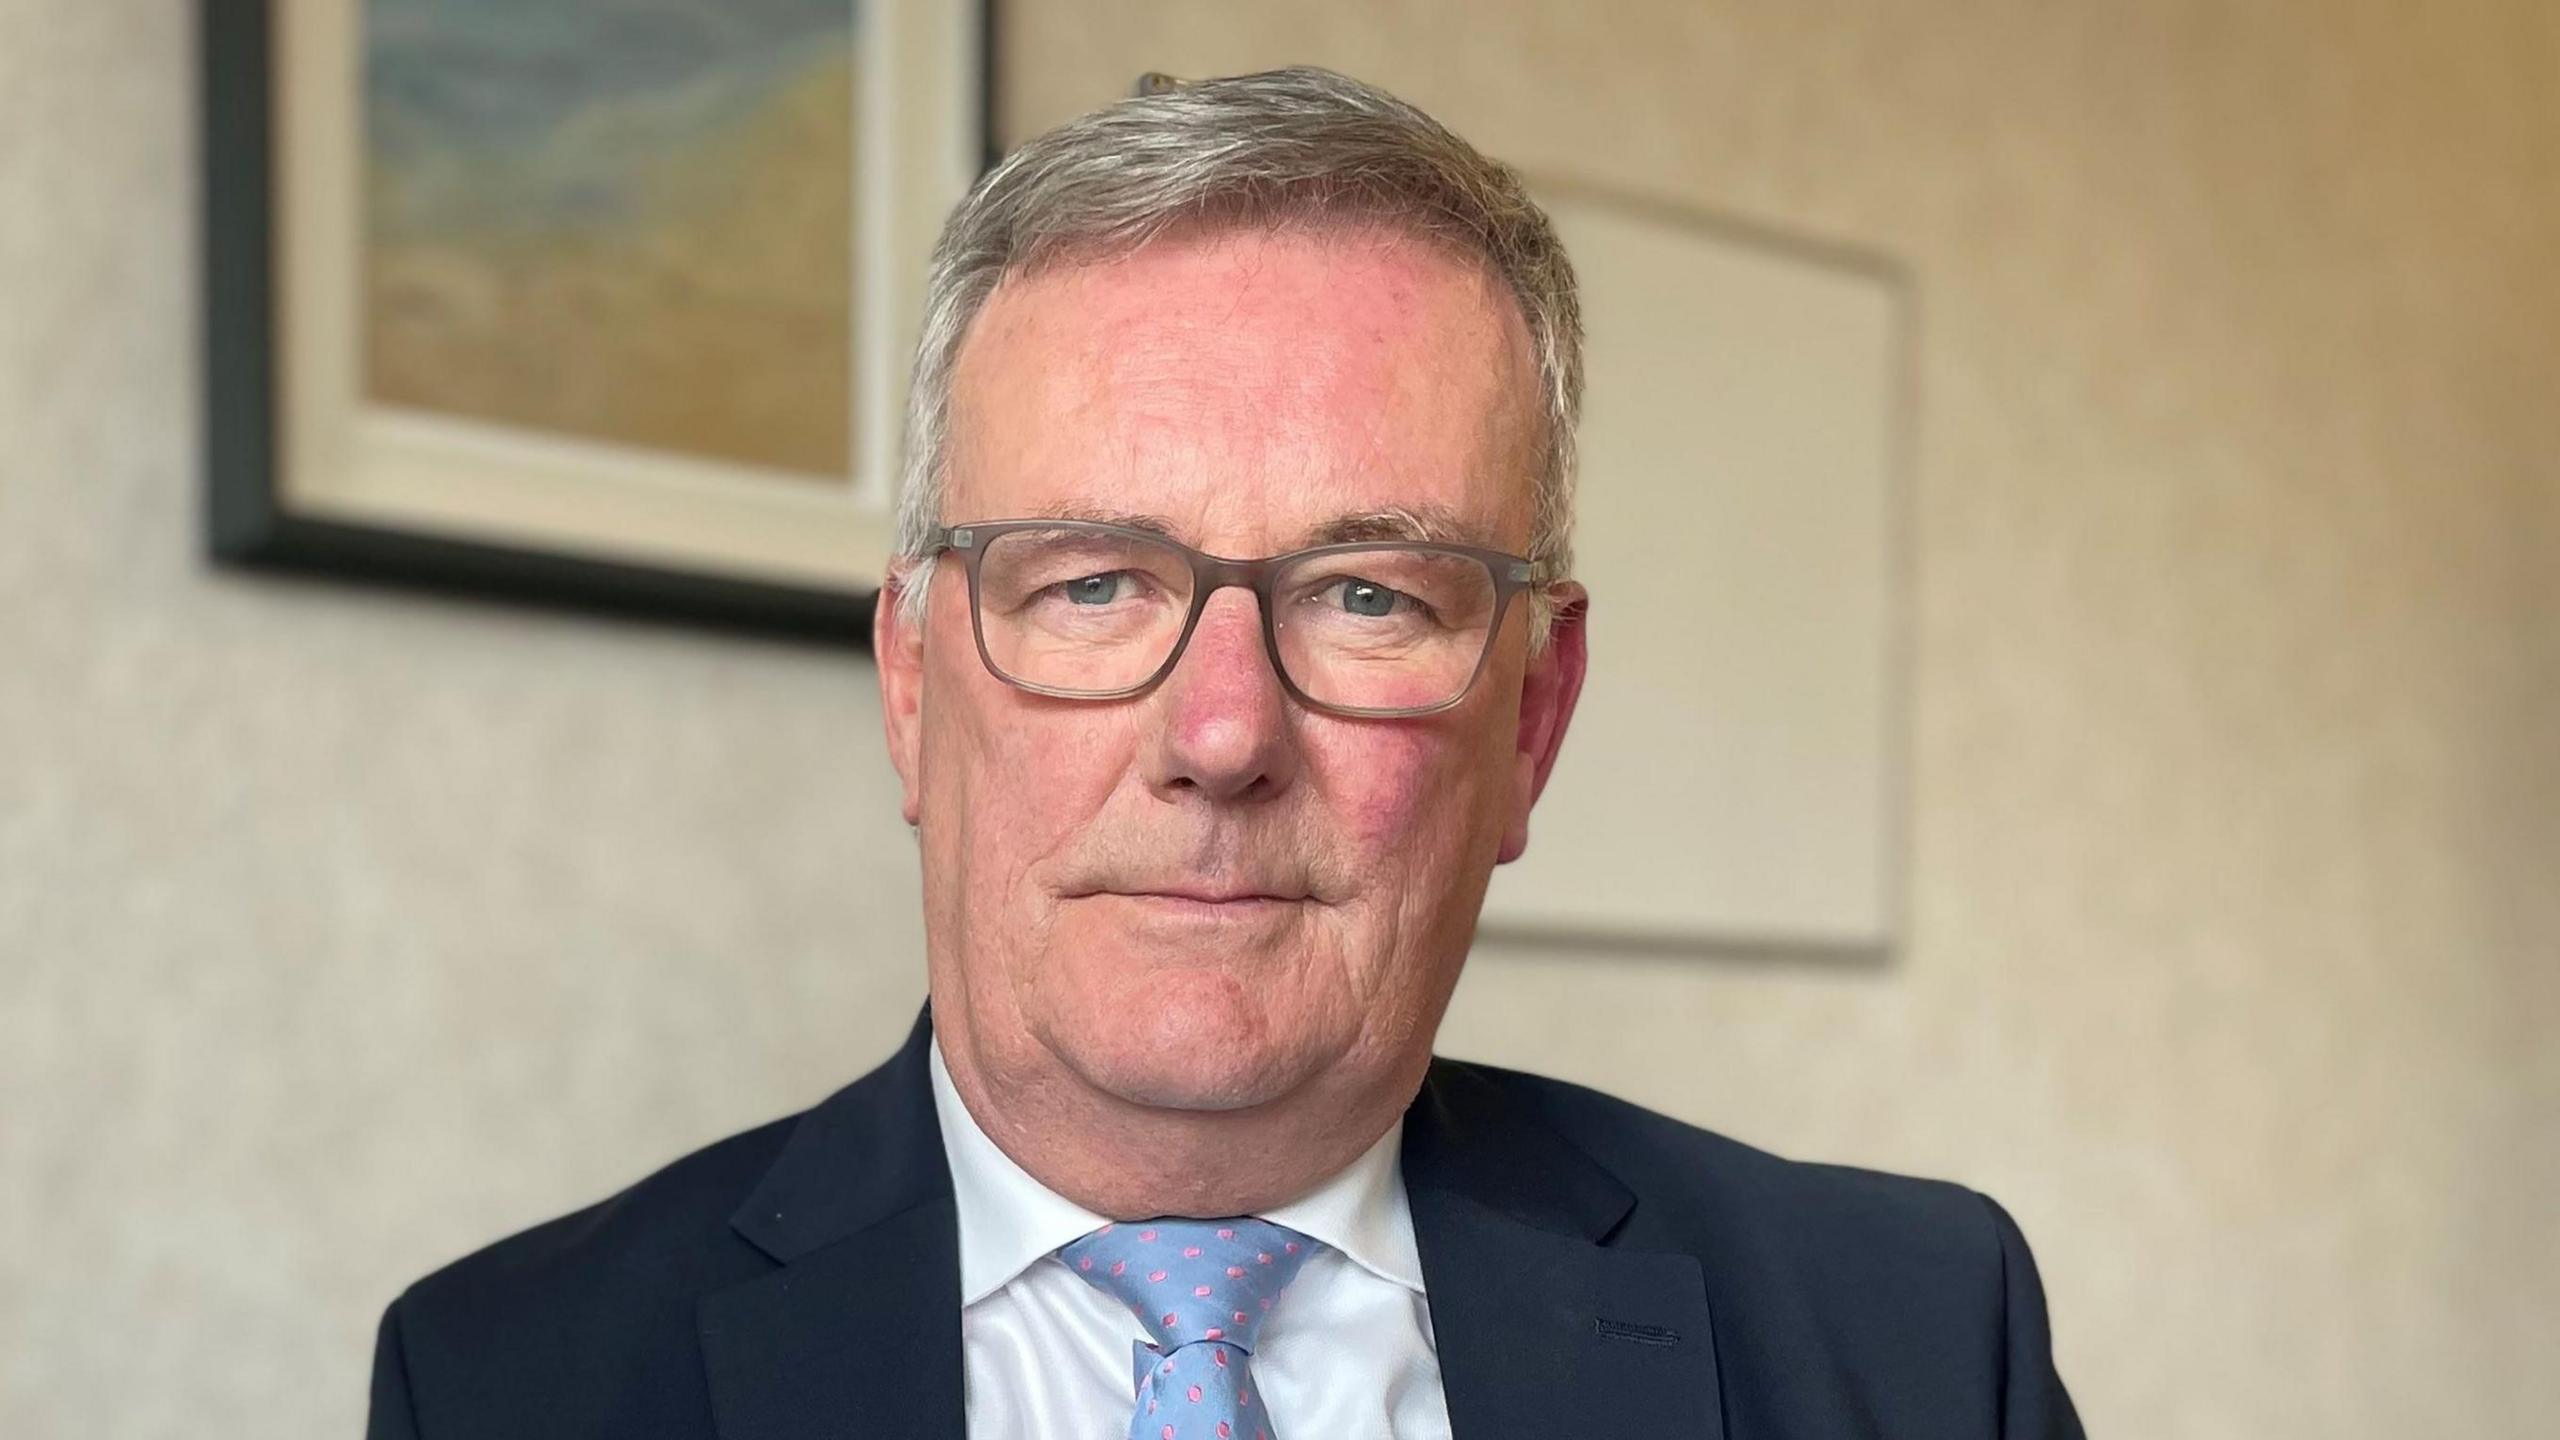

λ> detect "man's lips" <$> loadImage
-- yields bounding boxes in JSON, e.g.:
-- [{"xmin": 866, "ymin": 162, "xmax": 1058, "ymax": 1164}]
[
  {"xmin": 1105, "ymin": 888, "xmax": 1303, "ymax": 904},
  {"xmin": 1070, "ymin": 883, "xmax": 1314, "ymax": 906}
]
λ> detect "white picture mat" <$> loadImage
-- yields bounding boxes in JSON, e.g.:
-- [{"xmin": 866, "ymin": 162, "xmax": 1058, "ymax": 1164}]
[
  {"xmin": 1479, "ymin": 189, "xmax": 1907, "ymax": 950},
  {"xmin": 270, "ymin": 0, "xmax": 981, "ymax": 588}
]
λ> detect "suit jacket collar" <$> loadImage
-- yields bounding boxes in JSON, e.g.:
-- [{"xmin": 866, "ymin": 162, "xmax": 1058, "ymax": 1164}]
[
  {"xmin": 700, "ymin": 1005, "xmax": 964, "ymax": 1440},
  {"xmin": 698, "ymin": 1004, "xmax": 1724, "ymax": 1440},
  {"xmin": 727, "ymin": 1005, "xmax": 950, "ymax": 1265},
  {"xmin": 1402, "ymin": 1057, "xmax": 1727, "ymax": 1440}
]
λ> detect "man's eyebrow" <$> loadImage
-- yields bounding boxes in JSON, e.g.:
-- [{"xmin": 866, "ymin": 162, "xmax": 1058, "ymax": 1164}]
[
  {"xmin": 1022, "ymin": 503, "xmax": 1183, "ymax": 537},
  {"xmin": 1300, "ymin": 505, "xmax": 1501, "ymax": 549},
  {"xmin": 1008, "ymin": 502, "xmax": 1503, "ymax": 551}
]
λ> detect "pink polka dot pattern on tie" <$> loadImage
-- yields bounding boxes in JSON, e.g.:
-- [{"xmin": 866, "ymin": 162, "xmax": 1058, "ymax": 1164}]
[{"xmin": 1058, "ymin": 1216, "xmax": 1322, "ymax": 1440}]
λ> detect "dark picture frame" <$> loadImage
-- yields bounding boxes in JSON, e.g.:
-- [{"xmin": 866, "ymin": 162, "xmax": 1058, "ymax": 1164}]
[{"xmin": 200, "ymin": 0, "xmax": 998, "ymax": 645}]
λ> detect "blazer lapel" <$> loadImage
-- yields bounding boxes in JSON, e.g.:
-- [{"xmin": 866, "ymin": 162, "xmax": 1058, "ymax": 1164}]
[
  {"xmin": 691, "ymin": 1012, "xmax": 1725, "ymax": 1440},
  {"xmin": 1404, "ymin": 1060, "xmax": 1727, "ymax": 1440},
  {"xmin": 699, "ymin": 1006, "xmax": 966, "ymax": 1440}
]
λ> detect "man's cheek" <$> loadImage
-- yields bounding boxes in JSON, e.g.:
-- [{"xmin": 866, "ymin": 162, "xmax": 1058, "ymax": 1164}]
[
  {"xmin": 1312, "ymin": 726, "xmax": 1452, "ymax": 855},
  {"xmin": 975, "ymin": 711, "xmax": 1136, "ymax": 880},
  {"xmin": 1008, "ymin": 710, "xmax": 1132, "ymax": 803}
]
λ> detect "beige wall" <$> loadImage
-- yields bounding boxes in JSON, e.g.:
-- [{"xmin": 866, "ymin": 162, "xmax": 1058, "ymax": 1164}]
[{"xmin": 3, "ymin": 1, "xmax": 2552, "ymax": 1435}]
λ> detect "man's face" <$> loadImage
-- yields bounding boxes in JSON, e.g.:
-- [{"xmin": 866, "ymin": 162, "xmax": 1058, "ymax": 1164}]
[{"xmin": 879, "ymin": 225, "xmax": 1586, "ymax": 1121}]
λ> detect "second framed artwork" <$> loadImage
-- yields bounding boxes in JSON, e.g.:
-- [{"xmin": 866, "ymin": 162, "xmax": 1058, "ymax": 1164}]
[{"xmin": 204, "ymin": 0, "xmax": 992, "ymax": 640}]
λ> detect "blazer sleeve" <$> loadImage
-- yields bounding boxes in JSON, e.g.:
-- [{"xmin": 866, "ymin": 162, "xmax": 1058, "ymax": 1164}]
[
  {"xmin": 1980, "ymin": 1194, "xmax": 2087, "ymax": 1440},
  {"xmin": 366, "ymin": 1298, "xmax": 424, "ymax": 1440}
]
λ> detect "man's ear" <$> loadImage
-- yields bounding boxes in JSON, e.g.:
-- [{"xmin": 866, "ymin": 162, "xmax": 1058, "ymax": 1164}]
[
  {"xmin": 1498, "ymin": 582, "xmax": 1589, "ymax": 864},
  {"xmin": 875, "ymin": 565, "xmax": 929, "ymax": 826}
]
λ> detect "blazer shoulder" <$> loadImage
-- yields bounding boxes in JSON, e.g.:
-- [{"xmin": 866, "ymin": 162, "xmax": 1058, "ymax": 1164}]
[
  {"xmin": 401, "ymin": 1111, "xmax": 795, "ymax": 1317},
  {"xmin": 1436, "ymin": 1056, "xmax": 2010, "ymax": 1276},
  {"xmin": 1431, "ymin": 1058, "xmax": 2075, "ymax": 1435},
  {"xmin": 382, "ymin": 1108, "xmax": 801, "ymax": 1432}
]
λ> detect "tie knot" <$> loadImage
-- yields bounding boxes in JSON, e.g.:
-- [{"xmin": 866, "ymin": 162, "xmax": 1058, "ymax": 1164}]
[{"xmin": 1058, "ymin": 1216, "xmax": 1321, "ymax": 1354}]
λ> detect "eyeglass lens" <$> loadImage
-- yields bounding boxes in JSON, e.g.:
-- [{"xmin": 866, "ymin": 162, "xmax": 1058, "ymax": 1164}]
[{"xmin": 970, "ymin": 526, "xmax": 1502, "ymax": 713}]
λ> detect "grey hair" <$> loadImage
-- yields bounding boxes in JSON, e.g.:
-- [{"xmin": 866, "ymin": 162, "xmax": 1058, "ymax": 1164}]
[{"xmin": 890, "ymin": 65, "xmax": 1583, "ymax": 645}]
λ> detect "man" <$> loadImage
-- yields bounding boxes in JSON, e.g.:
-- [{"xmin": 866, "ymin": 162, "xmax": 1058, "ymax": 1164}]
[{"xmin": 368, "ymin": 68, "xmax": 2082, "ymax": 1440}]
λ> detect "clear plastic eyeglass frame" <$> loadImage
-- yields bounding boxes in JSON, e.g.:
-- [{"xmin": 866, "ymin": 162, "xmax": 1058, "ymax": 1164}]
[{"xmin": 924, "ymin": 518, "xmax": 1543, "ymax": 718}]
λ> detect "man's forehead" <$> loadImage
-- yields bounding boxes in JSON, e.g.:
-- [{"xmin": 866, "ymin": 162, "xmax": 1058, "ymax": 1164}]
[{"xmin": 942, "ymin": 227, "xmax": 1540, "ymax": 540}]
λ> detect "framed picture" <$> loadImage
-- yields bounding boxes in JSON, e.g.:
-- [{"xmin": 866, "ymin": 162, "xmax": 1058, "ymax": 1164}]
[
  {"xmin": 201, "ymin": 0, "xmax": 992, "ymax": 642},
  {"xmin": 1479, "ymin": 183, "xmax": 1908, "ymax": 953}
]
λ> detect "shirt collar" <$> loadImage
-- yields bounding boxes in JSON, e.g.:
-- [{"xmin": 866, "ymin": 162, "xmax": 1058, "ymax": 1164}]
[{"xmin": 927, "ymin": 1033, "xmax": 1427, "ymax": 1305}]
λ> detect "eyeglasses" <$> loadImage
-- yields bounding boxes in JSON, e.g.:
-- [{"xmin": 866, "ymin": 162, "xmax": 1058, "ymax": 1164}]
[{"xmin": 924, "ymin": 519, "xmax": 1544, "ymax": 718}]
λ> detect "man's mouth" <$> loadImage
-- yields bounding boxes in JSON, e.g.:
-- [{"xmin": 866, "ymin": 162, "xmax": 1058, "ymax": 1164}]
[
  {"xmin": 1120, "ymin": 885, "xmax": 1299, "ymax": 904},
  {"xmin": 1073, "ymin": 882, "xmax": 1317, "ymax": 914}
]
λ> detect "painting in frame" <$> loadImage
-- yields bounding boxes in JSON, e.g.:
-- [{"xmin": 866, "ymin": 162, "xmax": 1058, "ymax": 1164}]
[
  {"xmin": 202, "ymin": 0, "xmax": 990, "ymax": 642},
  {"xmin": 1480, "ymin": 181, "xmax": 1908, "ymax": 954}
]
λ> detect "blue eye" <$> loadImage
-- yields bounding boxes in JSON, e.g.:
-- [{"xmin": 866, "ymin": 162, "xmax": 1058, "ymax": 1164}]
[
  {"xmin": 1063, "ymin": 573, "xmax": 1125, "ymax": 605},
  {"xmin": 1333, "ymin": 579, "xmax": 1399, "ymax": 617}
]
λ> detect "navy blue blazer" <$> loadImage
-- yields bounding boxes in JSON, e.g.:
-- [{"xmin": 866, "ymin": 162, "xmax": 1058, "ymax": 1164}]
[{"xmin": 368, "ymin": 1005, "xmax": 2083, "ymax": 1438}]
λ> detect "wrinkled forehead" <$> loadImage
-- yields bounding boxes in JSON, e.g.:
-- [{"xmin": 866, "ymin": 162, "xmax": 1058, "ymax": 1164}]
[{"xmin": 942, "ymin": 224, "xmax": 1543, "ymax": 553}]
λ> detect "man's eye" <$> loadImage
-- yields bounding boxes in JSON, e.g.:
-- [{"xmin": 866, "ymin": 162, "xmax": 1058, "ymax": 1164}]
[
  {"xmin": 1058, "ymin": 572, "xmax": 1132, "ymax": 605},
  {"xmin": 1329, "ymin": 579, "xmax": 1404, "ymax": 617}
]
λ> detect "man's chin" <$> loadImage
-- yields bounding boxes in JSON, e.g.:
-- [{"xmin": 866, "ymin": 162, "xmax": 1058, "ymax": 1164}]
[{"xmin": 1048, "ymin": 1023, "xmax": 1328, "ymax": 1115}]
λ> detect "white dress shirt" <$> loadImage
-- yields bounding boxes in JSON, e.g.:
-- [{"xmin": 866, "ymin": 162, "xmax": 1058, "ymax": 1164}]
[{"xmin": 927, "ymin": 1036, "xmax": 1456, "ymax": 1439}]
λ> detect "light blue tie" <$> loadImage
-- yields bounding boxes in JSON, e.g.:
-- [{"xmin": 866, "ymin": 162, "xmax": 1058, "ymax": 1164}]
[{"xmin": 1058, "ymin": 1217, "xmax": 1323, "ymax": 1440}]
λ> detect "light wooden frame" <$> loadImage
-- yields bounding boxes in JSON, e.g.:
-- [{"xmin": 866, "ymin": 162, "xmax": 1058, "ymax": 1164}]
[{"xmin": 202, "ymin": 0, "xmax": 989, "ymax": 641}]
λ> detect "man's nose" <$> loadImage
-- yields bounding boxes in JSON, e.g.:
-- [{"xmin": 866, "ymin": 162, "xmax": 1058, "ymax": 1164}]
[{"xmin": 1143, "ymin": 587, "xmax": 1301, "ymax": 803}]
